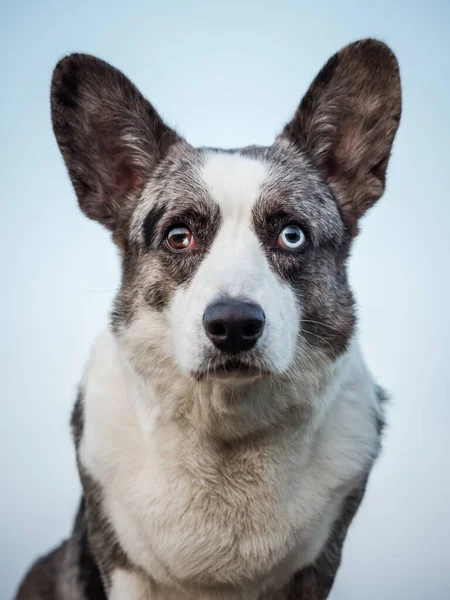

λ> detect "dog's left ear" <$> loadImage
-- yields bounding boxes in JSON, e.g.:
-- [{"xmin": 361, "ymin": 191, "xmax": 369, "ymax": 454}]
[{"xmin": 280, "ymin": 39, "xmax": 402, "ymax": 235}]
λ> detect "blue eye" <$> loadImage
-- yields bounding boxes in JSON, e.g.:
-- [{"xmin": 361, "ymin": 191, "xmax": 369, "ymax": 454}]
[{"xmin": 277, "ymin": 225, "xmax": 306, "ymax": 250}]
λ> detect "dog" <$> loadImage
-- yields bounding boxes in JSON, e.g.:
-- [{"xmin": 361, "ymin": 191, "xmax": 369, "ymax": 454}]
[{"xmin": 16, "ymin": 38, "xmax": 401, "ymax": 600}]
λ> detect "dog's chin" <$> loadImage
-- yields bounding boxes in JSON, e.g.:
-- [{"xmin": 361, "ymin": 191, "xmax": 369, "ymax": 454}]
[{"xmin": 192, "ymin": 357, "xmax": 272, "ymax": 383}]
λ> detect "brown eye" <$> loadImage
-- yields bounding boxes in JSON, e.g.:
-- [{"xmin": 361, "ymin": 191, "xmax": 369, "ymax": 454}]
[{"xmin": 166, "ymin": 226, "xmax": 195, "ymax": 251}]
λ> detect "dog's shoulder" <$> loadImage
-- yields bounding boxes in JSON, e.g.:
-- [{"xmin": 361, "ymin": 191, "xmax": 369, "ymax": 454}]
[
  {"xmin": 15, "ymin": 542, "xmax": 68, "ymax": 600},
  {"xmin": 287, "ymin": 479, "xmax": 369, "ymax": 599},
  {"xmin": 15, "ymin": 499, "xmax": 106, "ymax": 600}
]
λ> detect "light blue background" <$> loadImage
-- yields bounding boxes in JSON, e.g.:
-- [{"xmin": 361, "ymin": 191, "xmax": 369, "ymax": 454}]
[{"xmin": 1, "ymin": 1, "xmax": 449, "ymax": 598}]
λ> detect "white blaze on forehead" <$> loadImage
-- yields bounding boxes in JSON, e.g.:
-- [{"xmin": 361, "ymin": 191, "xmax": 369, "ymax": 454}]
[
  {"xmin": 197, "ymin": 151, "xmax": 270, "ymax": 298},
  {"xmin": 200, "ymin": 152, "xmax": 268, "ymax": 219}
]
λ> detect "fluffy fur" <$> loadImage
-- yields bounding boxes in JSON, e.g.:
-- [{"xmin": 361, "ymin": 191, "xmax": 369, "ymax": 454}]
[{"xmin": 16, "ymin": 38, "xmax": 401, "ymax": 599}]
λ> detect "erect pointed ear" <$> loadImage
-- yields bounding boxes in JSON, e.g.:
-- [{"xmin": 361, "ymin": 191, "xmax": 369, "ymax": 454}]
[
  {"xmin": 280, "ymin": 39, "xmax": 402, "ymax": 235},
  {"xmin": 51, "ymin": 54, "xmax": 182, "ymax": 231}
]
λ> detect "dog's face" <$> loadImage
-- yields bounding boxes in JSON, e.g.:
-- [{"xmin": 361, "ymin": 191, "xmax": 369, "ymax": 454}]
[
  {"xmin": 51, "ymin": 40, "xmax": 401, "ymax": 384},
  {"xmin": 123, "ymin": 144, "xmax": 349, "ymax": 380}
]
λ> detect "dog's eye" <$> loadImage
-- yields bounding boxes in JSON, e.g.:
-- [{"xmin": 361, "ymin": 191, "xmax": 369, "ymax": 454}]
[
  {"xmin": 277, "ymin": 225, "xmax": 306, "ymax": 251},
  {"xmin": 166, "ymin": 226, "xmax": 195, "ymax": 252}
]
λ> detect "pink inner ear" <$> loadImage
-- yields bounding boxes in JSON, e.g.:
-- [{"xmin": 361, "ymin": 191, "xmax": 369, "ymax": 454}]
[
  {"xmin": 324, "ymin": 117, "xmax": 366, "ymax": 181},
  {"xmin": 116, "ymin": 160, "xmax": 145, "ymax": 194},
  {"xmin": 129, "ymin": 172, "xmax": 144, "ymax": 189}
]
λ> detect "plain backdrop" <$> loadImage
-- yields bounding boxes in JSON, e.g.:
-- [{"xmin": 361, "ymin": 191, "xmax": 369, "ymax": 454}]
[{"xmin": 1, "ymin": 1, "xmax": 449, "ymax": 598}]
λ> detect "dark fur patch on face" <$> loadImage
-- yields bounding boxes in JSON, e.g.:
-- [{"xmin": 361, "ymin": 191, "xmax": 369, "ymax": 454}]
[
  {"xmin": 248, "ymin": 145, "xmax": 355, "ymax": 359},
  {"xmin": 143, "ymin": 204, "xmax": 166, "ymax": 248},
  {"xmin": 111, "ymin": 146, "xmax": 221, "ymax": 328}
]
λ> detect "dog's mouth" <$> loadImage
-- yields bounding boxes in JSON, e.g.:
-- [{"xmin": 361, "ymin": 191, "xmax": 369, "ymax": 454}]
[{"xmin": 193, "ymin": 357, "xmax": 271, "ymax": 381}]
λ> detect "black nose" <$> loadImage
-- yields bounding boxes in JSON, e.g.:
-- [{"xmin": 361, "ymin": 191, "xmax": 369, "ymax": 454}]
[{"xmin": 203, "ymin": 299, "xmax": 265, "ymax": 354}]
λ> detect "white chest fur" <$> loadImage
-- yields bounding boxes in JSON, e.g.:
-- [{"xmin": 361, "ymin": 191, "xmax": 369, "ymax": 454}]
[{"xmin": 79, "ymin": 330, "xmax": 381, "ymax": 599}]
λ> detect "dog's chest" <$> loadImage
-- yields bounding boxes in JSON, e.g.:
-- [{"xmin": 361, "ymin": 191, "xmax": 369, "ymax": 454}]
[
  {"xmin": 81, "ymin": 414, "xmax": 354, "ymax": 595},
  {"xmin": 85, "ymin": 419, "xmax": 333, "ymax": 591}
]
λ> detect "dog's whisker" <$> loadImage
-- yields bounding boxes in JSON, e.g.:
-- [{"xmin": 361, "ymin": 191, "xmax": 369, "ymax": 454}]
[
  {"xmin": 301, "ymin": 319, "xmax": 348, "ymax": 337},
  {"xmin": 301, "ymin": 330, "xmax": 337, "ymax": 361}
]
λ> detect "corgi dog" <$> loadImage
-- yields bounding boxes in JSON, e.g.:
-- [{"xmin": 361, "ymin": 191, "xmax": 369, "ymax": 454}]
[{"xmin": 16, "ymin": 38, "xmax": 401, "ymax": 600}]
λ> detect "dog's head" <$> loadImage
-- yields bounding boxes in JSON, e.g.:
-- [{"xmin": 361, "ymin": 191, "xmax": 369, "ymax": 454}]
[{"xmin": 51, "ymin": 40, "xmax": 401, "ymax": 387}]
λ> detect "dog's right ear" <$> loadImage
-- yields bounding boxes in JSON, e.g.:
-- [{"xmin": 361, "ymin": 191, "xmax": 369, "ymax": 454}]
[
  {"xmin": 279, "ymin": 39, "xmax": 401, "ymax": 236},
  {"xmin": 51, "ymin": 54, "xmax": 182, "ymax": 231}
]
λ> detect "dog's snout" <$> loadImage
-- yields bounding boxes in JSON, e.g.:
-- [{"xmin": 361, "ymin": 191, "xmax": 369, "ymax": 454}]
[{"xmin": 203, "ymin": 299, "xmax": 265, "ymax": 354}]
